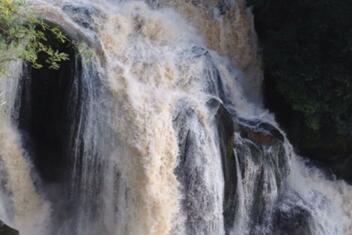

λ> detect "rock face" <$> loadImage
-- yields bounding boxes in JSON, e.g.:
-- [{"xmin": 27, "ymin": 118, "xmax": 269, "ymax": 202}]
[
  {"xmin": 273, "ymin": 193, "xmax": 313, "ymax": 235},
  {"xmin": 249, "ymin": 0, "xmax": 352, "ymax": 183},
  {"xmin": 17, "ymin": 33, "xmax": 77, "ymax": 184},
  {"xmin": 0, "ymin": 221, "xmax": 19, "ymax": 235},
  {"xmin": 62, "ymin": 4, "xmax": 104, "ymax": 31},
  {"xmin": 236, "ymin": 118, "xmax": 284, "ymax": 145},
  {"xmin": 204, "ymin": 99, "xmax": 297, "ymax": 234},
  {"xmin": 173, "ymin": 97, "xmax": 294, "ymax": 234},
  {"xmin": 207, "ymin": 99, "xmax": 237, "ymax": 231}
]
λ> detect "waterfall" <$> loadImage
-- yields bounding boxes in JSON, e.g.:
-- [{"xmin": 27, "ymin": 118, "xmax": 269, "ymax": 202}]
[
  {"xmin": 0, "ymin": 1, "xmax": 352, "ymax": 235},
  {"xmin": 0, "ymin": 61, "xmax": 50, "ymax": 234}
]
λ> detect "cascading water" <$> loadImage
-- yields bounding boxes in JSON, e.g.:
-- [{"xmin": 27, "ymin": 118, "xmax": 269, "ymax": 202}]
[{"xmin": 0, "ymin": 1, "xmax": 352, "ymax": 235}]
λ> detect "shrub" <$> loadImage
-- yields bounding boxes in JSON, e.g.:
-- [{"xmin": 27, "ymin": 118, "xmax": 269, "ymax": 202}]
[{"xmin": 0, "ymin": 0, "xmax": 69, "ymax": 72}]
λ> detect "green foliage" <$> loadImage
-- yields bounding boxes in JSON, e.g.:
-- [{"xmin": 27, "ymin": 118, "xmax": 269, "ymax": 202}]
[
  {"xmin": 0, "ymin": 0, "xmax": 69, "ymax": 72},
  {"xmin": 75, "ymin": 41, "xmax": 95, "ymax": 63},
  {"xmin": 250, "ymin": 0, "xmax": 352, "ymax": 136}
]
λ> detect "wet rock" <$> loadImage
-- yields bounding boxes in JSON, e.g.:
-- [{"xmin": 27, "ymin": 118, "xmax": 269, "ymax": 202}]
[
  {"xmin": 237, "ymin": 118, "xmax": 284, "ymax": 145},
  {"xmin": 273, "ymin": 193, "xmax": 313, "ymax": 235},
  {"xmin": 216, "ymin": 0, "xmax": 232, "ymax": 15},
  {"xmin": 173, "ymin": 98, "xmax": 237, "ymax": 233},
  {"xmin": 0, "ymin": 221, "xmax": 19, "ymax": 235},
  {"xmin": 173, "ymin": 100, "xmax": 217, "ymax": 234},
  {"xmin": 206, "ymin": 98, "xmax": 237, "ymax": 231},
  {"xmin": 246, "ymin": 131, "xmax": 276, "ymax": 145},
  {"xmin": 274, "ymin": 207, "xmax": 312, "ymax": 235},
  {"xmin": 207, "ymin": 98, "xmax": 290, "ymax": 233},
  {"xmin": 191, "ymin": 46, "xmax": 209, "ymax": 58},
  {"xmin": 62, "ymin": 4, "xmax": 104, "ymax": 31},
  {"xmin": 173, "ymin": 97, "xmax": 294, "ymax": 234}
]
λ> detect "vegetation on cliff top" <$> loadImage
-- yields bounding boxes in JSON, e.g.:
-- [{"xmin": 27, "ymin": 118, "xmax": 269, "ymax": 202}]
[{"xmin": 0, "ymin": 0, "xmax": 69, "ymax": 72}]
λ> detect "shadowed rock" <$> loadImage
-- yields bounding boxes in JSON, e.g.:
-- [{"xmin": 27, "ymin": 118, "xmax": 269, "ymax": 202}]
[
  {"xmin": 273, "ymin": 192, "xmax": 313, "ymax": 235},
  {"xmin": 0, "ymin": 221, "xmax": 19, "ymax": 235},
  {"xmin": 237, "ymin": 118, "xmax": 284, "ymax": 145},
  {"xmin": 206, "ymin": 98, "xmax": 237, "ymax": 232}
]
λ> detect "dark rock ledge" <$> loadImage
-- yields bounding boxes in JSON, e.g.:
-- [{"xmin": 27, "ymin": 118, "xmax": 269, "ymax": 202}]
[{"xmin": 0, "ymin": 221, "xmax": 19, "ymax": 235}]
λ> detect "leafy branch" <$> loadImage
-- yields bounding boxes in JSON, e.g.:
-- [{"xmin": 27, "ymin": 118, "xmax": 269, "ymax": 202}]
[{"xmin": 0, "ymin": 0, "xmax": 69, "ymax": 72}]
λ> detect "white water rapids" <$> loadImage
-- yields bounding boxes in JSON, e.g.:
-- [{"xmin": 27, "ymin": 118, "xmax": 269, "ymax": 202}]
[{"xmin": 0, "ymin": 1, "xmax": 352, "ymax": 235}]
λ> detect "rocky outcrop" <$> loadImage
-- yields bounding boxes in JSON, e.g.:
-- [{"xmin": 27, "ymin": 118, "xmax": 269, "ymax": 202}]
[
  {"xmin": 0, "ymin": 221, "xmax": 19, "ymax": 235},
  {"xmin": 231, "ymin": 114, "xmax": 291, "ymax": 234},
  {"xmin": 236, "ymin": 118, "xmax": 284, "ymax": 145},
  {"xmin": 205, "ymin": 98, "xmax": 291, "ymax": 233},
  {"xmin": 273, "ymin": 192, "xmax": 313, "ymax": 235}
]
